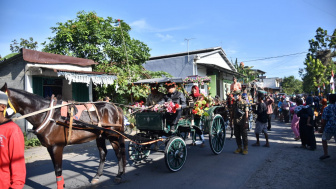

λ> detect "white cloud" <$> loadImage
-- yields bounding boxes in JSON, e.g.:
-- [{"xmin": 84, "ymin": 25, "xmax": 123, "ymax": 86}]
[
  {"xmin": 129, "ymin": 19, "xmax": 149, "ymax": 30},
  {"xmin": 224, "ymin": 49, "xmax": 237, "ymax": 55},
  {"xmin": 156, "ymin": 33, "xmax": 173, "ymax": 41},
  {"xmin": 277, "ymin": 65, "xmax": 300, "ymax": 70}
]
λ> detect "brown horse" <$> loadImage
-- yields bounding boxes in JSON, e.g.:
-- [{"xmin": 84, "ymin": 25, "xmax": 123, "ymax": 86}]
[{"xmin": 1, "ymin": 83, "xmax": 126, "ymax": 189}]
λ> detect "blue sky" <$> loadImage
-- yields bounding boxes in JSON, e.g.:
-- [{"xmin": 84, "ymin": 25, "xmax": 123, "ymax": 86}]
[{"xmin": 1, "ymin": 0, "xmax": 335, "ymax": 79}]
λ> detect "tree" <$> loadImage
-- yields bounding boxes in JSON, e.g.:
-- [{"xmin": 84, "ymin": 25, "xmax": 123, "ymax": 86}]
[
  {"xmin": 281, "ymin": 76, "xmax": 303, "ymax": 95},
  {"xmin": 42, "ymin": 11, "xmax": 169, "ymax": 103},
  {"xmin": 10, "ymin": 37, "xmax": 38, "ymax": 53},
  {"xmin": 300, "ymin": 27, "xmax": 336, "ymax": 93},
  {"xmin": 233, "ymin": 59, "xmax": 255, "ymax": 83}
]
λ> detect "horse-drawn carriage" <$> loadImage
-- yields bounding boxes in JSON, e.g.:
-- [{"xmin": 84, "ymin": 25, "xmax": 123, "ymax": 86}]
[
  {"xmin": 128, "ymin": 77, "xmax": 229, "ymax": 171},
  {"xmin": 1, "ymin": 78, "xmax": 230, "ymax": 188}
]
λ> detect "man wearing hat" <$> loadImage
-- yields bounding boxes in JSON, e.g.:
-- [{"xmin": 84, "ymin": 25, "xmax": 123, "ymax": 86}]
[
  {"xmin": 0, "ymin": 91, "xmax": 26, "ymax": 189},
  {"xmin": 232, "ymin": 91, "xmax": 249, "ymax": 155},
  {"xmin": 103, "ymin": 96, "xmax": 110, "ymax": 102},
  {"xmin": 160, "ymin": 83, "xmax": 187, "ymax": 132},
  {"xmin": 146, "ymin": 84, "xmax": 164, "ymax": 106}
]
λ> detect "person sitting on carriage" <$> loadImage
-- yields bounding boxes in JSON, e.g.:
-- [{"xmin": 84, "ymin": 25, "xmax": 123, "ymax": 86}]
[
  {"xmin": 159, "ymin": 82, "xmax": 187, "ymax": 133},
  {"xmin": 189, "ymin": 85, "xmax": 205, "ymax": 147},
  {"xmin": 146, "ymin": 83, "xmax": 164, "ymax": 106}
]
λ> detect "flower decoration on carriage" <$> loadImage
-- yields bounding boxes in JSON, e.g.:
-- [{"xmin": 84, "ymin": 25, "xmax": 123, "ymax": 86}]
[
  {"xmin": 192, "ymin": 99, "xmax": 210, "ymax": 116},
  {"xmin": 131, "ymin": 101, "xmax": 147, "ymax": 112},
  {"xmin": 164, "ymin": 82, "xmax": 176, "ymax": 86},
  {"xmin": 183, "ymin": 76, "xmax": 211, "ymax": 86},
  {"xmin": 153, "ymin": 101, "xmax": 180, "ymax": 113}
]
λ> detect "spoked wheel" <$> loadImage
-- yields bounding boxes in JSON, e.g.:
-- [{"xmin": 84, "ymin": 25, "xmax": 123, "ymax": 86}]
[
  {"xmin": 164, "ymin": 136, "xmax": 187, "ymax": 172},
  {"xmin": 128, "ymin": 134, "xmax": 151, "ymax": 162},
  {"xmin": 209, "ymin": 114, "xmax": 226, "ymax": 154}
]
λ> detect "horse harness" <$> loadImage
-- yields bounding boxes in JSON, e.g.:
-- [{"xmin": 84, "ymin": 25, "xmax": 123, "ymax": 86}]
[{"xmin": 6, "ymin": 91, "xmax": 122, "ymax": 144}]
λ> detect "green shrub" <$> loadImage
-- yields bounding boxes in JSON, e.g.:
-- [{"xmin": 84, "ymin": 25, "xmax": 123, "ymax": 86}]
[{"xmin": 24, "ymin": 133, "xmax": 41, "ymax": 147}]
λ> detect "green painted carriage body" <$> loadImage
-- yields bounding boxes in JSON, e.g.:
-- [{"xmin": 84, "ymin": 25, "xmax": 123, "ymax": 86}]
[
  {"xmin": 135, "ymin": 106, "xmax": 221, "ymax": 132},
  {"xmin": 135, "ymin": 112, "xmax": 165, "ymax": 130}
]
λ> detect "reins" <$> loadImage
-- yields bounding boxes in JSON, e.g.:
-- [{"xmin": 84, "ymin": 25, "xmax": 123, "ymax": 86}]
[{"xmin": 56, "ymin": 120, "xmax": 164, "ymax": 146}]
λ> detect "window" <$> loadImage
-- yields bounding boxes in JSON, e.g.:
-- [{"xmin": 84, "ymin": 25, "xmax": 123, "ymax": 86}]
[{"xmin": 32, "ymin": 76, "xmax": 62, "ymax": 98}]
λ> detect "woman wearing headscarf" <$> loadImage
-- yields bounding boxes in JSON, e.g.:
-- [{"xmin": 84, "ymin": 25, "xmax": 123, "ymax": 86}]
[
  {"xmin": 296, "ymin": 95, "xmax": 316, "ymax": 150},
  {"xmin": 189, "ymin": 85, "xmax": 205, "ymax": 147}
]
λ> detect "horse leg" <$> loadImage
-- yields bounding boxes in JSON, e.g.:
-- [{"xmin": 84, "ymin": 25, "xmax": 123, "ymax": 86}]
[
  {"xmin": 47, "ymin": 145, "xmax": 65, "ymax": 189},
  {"xmin": 110, "ymin": 136, "xmax": 126, "ymax": 183},
  {"xmin": 91, "ymin": 137, "xmax": 107, "ymax": 184}
]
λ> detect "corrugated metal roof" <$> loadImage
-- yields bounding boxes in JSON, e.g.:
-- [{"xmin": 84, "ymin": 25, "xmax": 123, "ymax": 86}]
[
  {"xmin": 22, "ymin": 48, "xmax": 98, "ymax": 67},
  {"xmin": 149, "ymin": 47, "xmax": 223, "ymax": 60},
  {"xmin": 148, "ymin": 47, "xmax": 236, "ymax": 72},
  {"xmin": 52, "ymin": 69, "xmax": 106, "ymax": 75},
  {"xmin": 133, "ymin": 77, "xmax": 184, "ymax": 84}
]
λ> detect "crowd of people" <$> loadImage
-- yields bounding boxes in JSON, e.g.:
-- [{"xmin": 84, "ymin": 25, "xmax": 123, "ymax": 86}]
[
  {"xmin": 139, "ymin": 76, "xmax": 335, "ymax": 159},
  {"xmin": 262, "ymin": 92, "xmax": 336, "ymax": 159}
]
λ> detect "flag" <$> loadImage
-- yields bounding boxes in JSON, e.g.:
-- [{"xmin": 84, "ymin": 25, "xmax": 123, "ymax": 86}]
[{"xmin": 114, "ymin": 19, "xmax": 120, "ymax": 27}]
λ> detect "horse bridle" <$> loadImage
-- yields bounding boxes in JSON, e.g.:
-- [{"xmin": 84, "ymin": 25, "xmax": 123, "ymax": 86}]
[{"xmin": 3, "ymin": 91, "xmax": 17, "ymax": 116}]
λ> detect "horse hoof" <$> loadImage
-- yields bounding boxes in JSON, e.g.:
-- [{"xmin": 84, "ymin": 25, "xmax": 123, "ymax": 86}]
[
  {"xmin": 114, "ymin": 177, "xmax": 122, "ymax": 183},
  {"xmin": 91, "ymin": 178, "xmax": 99, "ymax": 184}
]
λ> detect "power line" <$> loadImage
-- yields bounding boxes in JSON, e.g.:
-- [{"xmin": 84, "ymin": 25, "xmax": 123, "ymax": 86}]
[{"xmin": 241, "ymin": 52, "xmax": 307, "ymax": 62}]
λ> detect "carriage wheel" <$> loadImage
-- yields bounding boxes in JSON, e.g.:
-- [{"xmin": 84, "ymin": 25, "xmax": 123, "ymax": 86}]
[
  {"xmin": 164, "ymin": 136, "xmax": 187, "ymax": 172},
  {"xmin": 209, "ymin": 114, "xmax": 226, "ymax": 155},
  {"xmin": 128, "ymin": 134, "xmax": 151, "ymax": 162}
]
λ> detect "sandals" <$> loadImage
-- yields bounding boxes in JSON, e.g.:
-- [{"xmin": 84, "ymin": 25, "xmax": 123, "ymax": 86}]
[{"xmin": 319, "ymin": 155, "xmax": 330, "ymax": 160}]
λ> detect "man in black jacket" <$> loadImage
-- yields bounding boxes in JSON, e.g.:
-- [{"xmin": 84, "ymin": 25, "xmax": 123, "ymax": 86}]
[
  {"xmin": 252, "ymin": 92, "xmax": 270, "ymax": 147},
  {"xmin": 160, "ymin": 83, "xmax": 187, "ymax": 132}
]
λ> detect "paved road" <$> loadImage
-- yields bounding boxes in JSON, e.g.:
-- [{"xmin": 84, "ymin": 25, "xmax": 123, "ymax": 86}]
[{"xmin": 23, "ymin": 119, "xmax": 335, "ymax": 189}]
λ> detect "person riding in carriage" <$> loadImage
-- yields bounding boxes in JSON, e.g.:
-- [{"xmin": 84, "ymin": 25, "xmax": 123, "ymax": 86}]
[{"xmin": 159, "ymin": 82, "xmax": 187, "ymax": 133}]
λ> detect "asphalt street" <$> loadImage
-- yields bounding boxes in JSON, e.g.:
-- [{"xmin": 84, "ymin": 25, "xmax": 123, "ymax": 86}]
[{"xmin": 23, "ymin": 118, "xmax": 335, "ymax": 189}]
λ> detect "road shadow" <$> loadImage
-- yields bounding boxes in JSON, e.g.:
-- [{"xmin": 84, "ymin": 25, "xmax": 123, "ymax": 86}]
[{"xmin": 24, "ymin": 116, "xmax": 336, "ymax": 188}]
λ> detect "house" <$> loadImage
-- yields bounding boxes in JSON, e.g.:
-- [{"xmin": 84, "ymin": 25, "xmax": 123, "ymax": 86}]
[
  {"xmin": 0, "ymin": 48, "xmax": 116, "ymax": 133},
  {"xmin": 143, "ymin": 47, "xmax": 243, "ymax": 99},
  {"xmin": 262, "ymin": 77, "xmax": 282, "ymax": 94}
]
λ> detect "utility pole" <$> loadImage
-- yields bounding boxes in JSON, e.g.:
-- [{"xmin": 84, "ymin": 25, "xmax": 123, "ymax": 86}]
[{"xmin": 184, "ymin": 38, "xmax": 195, "ymax": 62}]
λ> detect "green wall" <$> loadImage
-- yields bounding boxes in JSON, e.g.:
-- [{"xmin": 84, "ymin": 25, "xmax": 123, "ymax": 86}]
[{"xmin": 209, "ymin": 74, "xmax": 216, "ymax": 97}]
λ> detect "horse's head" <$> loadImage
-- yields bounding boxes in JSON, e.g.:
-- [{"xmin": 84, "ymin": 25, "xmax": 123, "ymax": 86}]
[{"xmin": 1, "ymin": 84, "xmax": 51, "ymax": 127}]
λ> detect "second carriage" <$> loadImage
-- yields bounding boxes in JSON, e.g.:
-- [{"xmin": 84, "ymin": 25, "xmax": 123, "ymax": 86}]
[{"xmin": 128, "ymin": 77, "xmax": 230, "ymax": 172}]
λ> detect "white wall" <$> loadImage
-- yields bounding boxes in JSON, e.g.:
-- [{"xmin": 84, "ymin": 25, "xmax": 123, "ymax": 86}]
[
  {"xmin": 27, "ymin": 63, "xmax": 92, "ymax": 72},
  {"xmin": 197, "ymin": 53, "xmax": 232, "ymax": 70}
]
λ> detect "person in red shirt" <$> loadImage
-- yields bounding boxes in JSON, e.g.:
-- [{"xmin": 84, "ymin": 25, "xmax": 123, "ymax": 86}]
[{"xmin": 0, "ymin": 91, "xmax": 26, "ymax": 189}]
